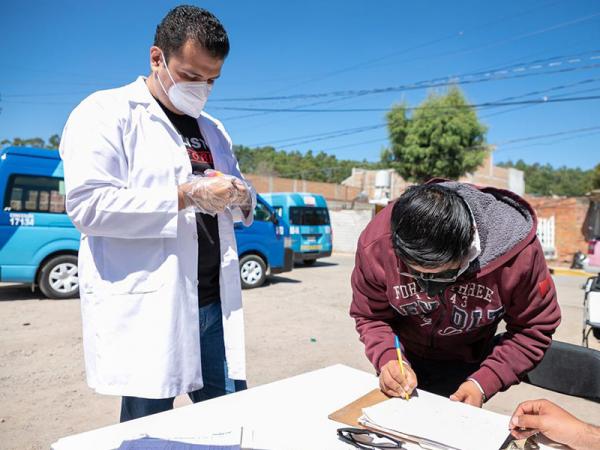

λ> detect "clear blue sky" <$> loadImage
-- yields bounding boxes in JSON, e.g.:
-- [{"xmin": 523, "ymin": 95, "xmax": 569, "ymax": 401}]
[{"xmin": 2, "ymin": 0, "xmax": 599, "ymax": 169}]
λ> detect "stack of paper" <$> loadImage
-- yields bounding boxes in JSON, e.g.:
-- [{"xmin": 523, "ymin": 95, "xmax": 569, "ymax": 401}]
[{"xmin": 359, "ymin": 390, "xmax": 511, "ymax": 450}]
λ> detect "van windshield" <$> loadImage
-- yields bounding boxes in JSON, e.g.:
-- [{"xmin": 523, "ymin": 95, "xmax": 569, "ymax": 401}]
[{"xmin": 289, "ymin": 207, "xmax": 330, "ymax": 226}]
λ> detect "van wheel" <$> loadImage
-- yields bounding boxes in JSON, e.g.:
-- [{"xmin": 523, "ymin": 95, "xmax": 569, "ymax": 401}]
[
  {"xmin": 240, "ymin": 255, "xmax": 267, "ymax": 289},
  {"xmin": 303, "ymin": 259, "xmax": 317, "ymax": 266},
  {"xmin": 39, "ymin": 255, "xmax": 79, "ymax": 299}
]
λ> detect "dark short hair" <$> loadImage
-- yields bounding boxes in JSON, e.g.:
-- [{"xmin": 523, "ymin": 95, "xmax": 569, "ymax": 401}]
[
  {"xmin": 154, "ymin": 5, "xmax": 229, "ymax": 60},
  {"xmin": 391, "ymin": 184, "xmax": 473, "ymax": 269}
]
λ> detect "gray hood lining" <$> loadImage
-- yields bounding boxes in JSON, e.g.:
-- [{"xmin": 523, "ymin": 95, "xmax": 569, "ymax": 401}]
[{"xmin": 440, "ymin": 182, "xmax": 533, "ymax": 271}]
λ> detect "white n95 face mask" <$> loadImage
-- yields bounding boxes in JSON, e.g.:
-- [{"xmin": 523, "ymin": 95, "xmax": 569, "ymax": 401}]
[{"xmin": 157, "ymin": 52, "xmax": 212, "ymax": 118}]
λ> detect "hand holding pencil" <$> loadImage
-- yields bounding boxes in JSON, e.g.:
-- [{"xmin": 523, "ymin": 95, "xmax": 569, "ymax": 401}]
[{"xmin": 378, "ymin": 336, "xmax": 418, "ymax": 400}]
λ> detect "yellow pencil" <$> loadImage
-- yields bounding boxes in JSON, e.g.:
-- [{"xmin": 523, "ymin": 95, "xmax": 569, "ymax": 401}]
[{"xmin": 395, "ymin": 335, "xmax": 410, "ymax": 400}]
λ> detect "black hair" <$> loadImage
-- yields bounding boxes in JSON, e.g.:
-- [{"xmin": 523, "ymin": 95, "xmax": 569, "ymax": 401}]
[
  {"xmin": 391, "ymin": 184, "xmax": 474, "ymax": 269},
  {"xmin": 154, "ymin": 5, "xmax": 229, "ymax": 60}
]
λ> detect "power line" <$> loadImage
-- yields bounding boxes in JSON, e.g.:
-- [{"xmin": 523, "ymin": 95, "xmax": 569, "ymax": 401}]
[
  {"xmin": 368, "ymin": 11, "xmax": 600, "ymax": 73},
  {"xmin": 275, "ymin": 125, "xmax": 386, "ymax": 148},
  {"xmin": 4, "ymin": 51, "xmax": 599, "ymax": 112},
  {"xmin": 248, "ymin": 0, "xmax": 567, "ymax": 96},
  {"xmin": 3, "ymin": 7, "xmax": 597, "ymax": 114},
  {"xmin": 209, "ymin": 54, "xmax": 600, "ymax": 103},
  {"xmin": 2, "ymin": 90, "xmax": 97, "ymax": 98},
  {"xmin": 9, "ymin": 49, "xmax": 590, "ymax": 101},
  {"xmin": 495, "ymin": 125, "xmax": 600, "ymax": 148},
  {"xmin": 219, "ymin": 48, "xmax": 600, "ymax": 126},
  {"xmin": 250, "ymin": 123, "xmax": 383, "ymax": 147},
  {"xmin": 488, "ymin": 76, "xmax": 600, "ymax": 103},
  {"xmin": 213, "ymin": 94, "xmax": 600, "ymax": 114},
  {"xmin": 495, "ymin": 130, "xmax": 600, "ymax": 153},
  {"xmin": 278, "ymin": 106, "xmax": 600, "ymax": 152},
  {"xmin": 318, "ymin": 137, "xmax": 389, "ymax": 153},
  {"xmin": 316, "ymin": 125, "xmax": 600, "ymax": 155},
  {"xmin": 0, "ymin": 1, "xmax": 566, "ymax": 98},
  {"xmin": 215, "ymin": 93, "xmax": 360, "ymax": 122},
  {"xmin": 481, "ymin": 85, "xmax": 600, "ymax": 119},
  {"xmin": 251, "ymin": 78, "xmax": 600, "ymax": 149}
]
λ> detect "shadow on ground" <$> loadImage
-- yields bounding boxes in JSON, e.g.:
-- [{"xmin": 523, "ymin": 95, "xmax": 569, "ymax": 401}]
[
  {"xmin": 263, "ymin": 275, "xmax": 302, "ymax": 287},
  {"xmin": 293, "ymin": 261, "xmax": 339, "ymax": 269},
  {"xmin": 0, "ymin": 284, "xmax": 76, "ymax": 302}
]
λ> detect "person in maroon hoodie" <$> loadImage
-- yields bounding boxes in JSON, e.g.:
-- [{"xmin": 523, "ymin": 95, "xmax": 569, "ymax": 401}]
[{"xmin": 350, "ymin": 181, "xmax": 561, "ymax": 407}]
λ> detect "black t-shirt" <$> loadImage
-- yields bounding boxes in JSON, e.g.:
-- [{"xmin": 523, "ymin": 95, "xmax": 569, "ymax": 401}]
[{"xmin": 156, "ymin": 98, "xmax": 221, "ymax": 307}]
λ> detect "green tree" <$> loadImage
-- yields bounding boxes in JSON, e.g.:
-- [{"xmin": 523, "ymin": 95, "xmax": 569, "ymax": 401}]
[
  {"xmin": 233, "ymin": 145, "xmax": 379, "ymax": 183},
  {"xmin": 592, "ymin": 163, "xmax": 600, "ymax": 190},
  {"xmin": 381, "ymin": 87, "xmax": 488, "ymax": 183},
  {"xmin": 48, "ymin": 134, "xmax": 61, "ymax": 149},
  {"xmin": 498, "ymin": 159, "xmax": 594, "ymax": 196},
  {"xmin": 0, "ymin": 135, "xmax": 61, "ymax": 149}
]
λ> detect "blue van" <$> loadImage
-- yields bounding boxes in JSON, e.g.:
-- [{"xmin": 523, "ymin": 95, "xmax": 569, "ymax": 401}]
[
  {"xmin": 235, "ymin": 197, "xmax": 293, "ymax": 289},
  {"xmin": 0, "ymin": 146, "xmax": 292, "ymax": 298},
  {"xmin": 260, "ymin": 192, "xmax": 332, "ymax": 266}
]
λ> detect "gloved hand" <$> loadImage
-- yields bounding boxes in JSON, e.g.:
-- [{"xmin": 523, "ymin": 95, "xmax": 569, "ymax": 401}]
[
  {"xmin": 227, "ymin": 177, "xmax": 253, "ymax": 210},
  {"xmin": 178, "ymin": 174, "xmax": 237, "ymax": 215},
  {"xmin": 204, "ymin": 169, "xmax": 253, "ymax": 210},
  {"xmin": 178, "ymin": 171, "xmax": 253, "ymax": 215}
]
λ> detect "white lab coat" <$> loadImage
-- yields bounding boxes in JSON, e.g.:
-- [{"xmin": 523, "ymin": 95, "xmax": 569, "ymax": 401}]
[{"xmin": 59, "ymin": 76, "xmax": 256, "ymax": 399}]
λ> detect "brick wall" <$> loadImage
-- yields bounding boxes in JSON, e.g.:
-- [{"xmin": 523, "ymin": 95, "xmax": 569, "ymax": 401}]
[
  {"xmin": 526, "ymin": 196, "xmax": 590, "ymax": 264},
  {"xmin": 245, "ymin": 174, "xmax": 362, "ymax": 202}
]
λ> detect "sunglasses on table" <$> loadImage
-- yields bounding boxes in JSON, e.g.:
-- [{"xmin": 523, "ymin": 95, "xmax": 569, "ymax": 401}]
[{"xmin": 337, "ymin": 427, "xmax": 406, "ymax": 449}]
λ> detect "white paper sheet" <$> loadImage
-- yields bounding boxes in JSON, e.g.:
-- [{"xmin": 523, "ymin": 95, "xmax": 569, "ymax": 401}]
[{"xmin": 360, "ymin": 389, "xmax": 511, "ymax": 450}]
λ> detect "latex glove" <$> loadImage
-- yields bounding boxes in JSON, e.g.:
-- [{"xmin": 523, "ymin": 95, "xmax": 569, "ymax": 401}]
[
  {"xmin": 379, "ymin": 359, "xmax": 418, "ymax": 399},
  {"xmin": 231, "ymin": 178, "xmax": 253, "ymax": 209},
  {"xmin": 178, "ymin": 174, "xmax": 237, "ymax": 215},
  {"xmin": 205, "ymin": 169, "xmax": 253, "ymax": 209}
]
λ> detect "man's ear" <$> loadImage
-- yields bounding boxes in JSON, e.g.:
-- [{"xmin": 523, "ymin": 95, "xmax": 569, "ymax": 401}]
[{"xmin": 149, "ymin": 46, "xmax": 162, "ymax": 74}]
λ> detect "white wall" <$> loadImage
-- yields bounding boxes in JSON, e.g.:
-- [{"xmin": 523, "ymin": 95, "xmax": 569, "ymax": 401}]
[
  {"xmin": 508, "ymin": 168, "xmax": 525, "ymax": 196},
  {"xmin": 330, "ymin": 210, "xmax": 374, "ymax": 253}
]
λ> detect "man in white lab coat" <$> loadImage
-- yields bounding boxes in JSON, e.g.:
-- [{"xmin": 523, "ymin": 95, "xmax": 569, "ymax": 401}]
[{"xmin": 59, "ymin": 5, "xmax": 256, "ymax": 421}]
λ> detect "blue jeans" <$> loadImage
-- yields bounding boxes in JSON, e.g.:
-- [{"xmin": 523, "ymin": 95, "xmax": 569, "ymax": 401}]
[{"xmin": 120, "ymin": 301, "xmax": 247, "ymax": 422}]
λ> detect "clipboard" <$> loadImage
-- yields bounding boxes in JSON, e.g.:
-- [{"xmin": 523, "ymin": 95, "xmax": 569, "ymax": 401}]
[
  {"xmin": 328, "ymin": 389, "xmax": 537, "ymax": 450},
  {"xmin": 328, "ymin": 388, "xmax": 389, "ymax": 427},
  {"xmin": 329, "ymin": 389, "xmax": 454, "ymax": 450}
]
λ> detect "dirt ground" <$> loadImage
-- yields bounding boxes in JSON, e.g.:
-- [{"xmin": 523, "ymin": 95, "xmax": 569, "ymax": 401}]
[{"xmin": 1, "ymin": 254, "xmax": 599, "ymax": 449}]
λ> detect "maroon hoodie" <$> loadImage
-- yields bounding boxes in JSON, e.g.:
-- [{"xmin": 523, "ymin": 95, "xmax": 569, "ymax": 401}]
[{"xmin": 350, "ymin": 181, "xmax": 561, "ymax": 399}]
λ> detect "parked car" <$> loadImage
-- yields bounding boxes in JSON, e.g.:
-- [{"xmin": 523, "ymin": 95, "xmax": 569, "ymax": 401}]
[
  {"xmin": 261, "ymin": 192, "xmax": 332, "ymax": 266},
  {"xmin": 0, "ymin": 146, "xmax": 292, "ymax": 298},
  {"xmin": 0, "ymin": 147, "xmax": 78, "ymax": 298},
  {"xmin": 236, "ymin": 195, "xmax": 293, "ymax": 289}
]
